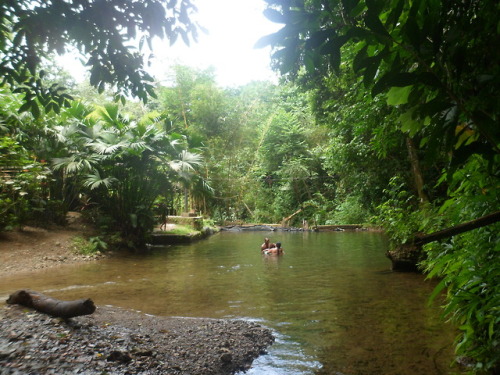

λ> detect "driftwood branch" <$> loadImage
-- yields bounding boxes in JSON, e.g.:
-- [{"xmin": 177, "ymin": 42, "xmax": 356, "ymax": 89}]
[{"xmin": 6, "ymin": 289, "xmax": 96, "ymax": 319}]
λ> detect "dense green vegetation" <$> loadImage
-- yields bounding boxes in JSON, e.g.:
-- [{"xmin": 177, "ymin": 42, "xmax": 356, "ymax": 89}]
[
  {"xmin": 0, "ymin": 1, "xmax": 498, "ymax": 373},
  {"xmin": 0, "ymin": 0, "xmax": 199, "ymax": 113},
  {"xmin": 257, "ymin": 0, "xmax": 499, "ymax": 373}
]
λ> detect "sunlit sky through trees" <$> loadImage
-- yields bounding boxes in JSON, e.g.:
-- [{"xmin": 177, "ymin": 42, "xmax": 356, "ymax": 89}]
[{"xmin": 58, "ymin": 0, "xmax": 281, "ymax": 88}]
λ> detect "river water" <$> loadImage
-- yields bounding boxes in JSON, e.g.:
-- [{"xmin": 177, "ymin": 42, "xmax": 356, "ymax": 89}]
[{"xmin": 0, "ymin": 231, "xmax": 462, "ymax": 375}]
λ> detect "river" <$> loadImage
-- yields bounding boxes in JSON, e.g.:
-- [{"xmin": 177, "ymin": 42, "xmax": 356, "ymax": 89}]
[{"xmin": 0, "ymin": 231, "xmax": 462, "ymax": 374}]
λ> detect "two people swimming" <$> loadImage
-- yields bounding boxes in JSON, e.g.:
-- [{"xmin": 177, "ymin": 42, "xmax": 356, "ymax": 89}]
[{"xmin": 261, "ymin": 237, "xmax": 284, "ymax": 255}]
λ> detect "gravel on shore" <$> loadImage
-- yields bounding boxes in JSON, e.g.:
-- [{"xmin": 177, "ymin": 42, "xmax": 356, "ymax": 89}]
[{"xmin": 0, "ymin": 304, "xmax": 275, "ymax": 375}]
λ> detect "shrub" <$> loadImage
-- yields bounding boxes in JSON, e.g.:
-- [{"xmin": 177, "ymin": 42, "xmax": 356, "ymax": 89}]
[{"xmin": 71, "ymin": 236, "xmax": 107, "ymax": 255}]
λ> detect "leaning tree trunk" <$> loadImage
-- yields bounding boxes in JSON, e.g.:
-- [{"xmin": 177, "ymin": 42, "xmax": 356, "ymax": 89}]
[
  {"xmin": 387, "ymin": 211, "xmax": 500, "ymax": 271},
  {"xmin": 6, "ymin": 290, "xmax": 96, "ymax": 319}
]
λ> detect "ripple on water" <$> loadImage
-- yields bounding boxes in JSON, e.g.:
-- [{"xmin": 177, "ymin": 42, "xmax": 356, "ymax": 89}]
[{"xmin": 244, "ymin": 333, "xmax": 322, "ymax": 375}]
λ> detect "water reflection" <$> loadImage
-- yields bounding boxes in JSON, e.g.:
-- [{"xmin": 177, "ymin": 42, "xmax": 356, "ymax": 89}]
[{"xmin": 0, "ymin": 231, "xmax": 462, "ymax": 374}]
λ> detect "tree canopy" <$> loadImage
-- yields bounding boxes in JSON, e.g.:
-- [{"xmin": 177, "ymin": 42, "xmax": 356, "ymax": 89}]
[
  {"xmin": 0, "ymin": 0, "xmax": 199, "ymax": 116},
  {"xmin": 258, "ymin": 0, "xmax": 500, "ymax": 170}
]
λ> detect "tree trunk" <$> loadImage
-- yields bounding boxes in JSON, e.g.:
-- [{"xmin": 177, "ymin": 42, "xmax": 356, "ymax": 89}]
[
  {"xmin": 406, "ymin": 137, "xmax": 429, "ymax": 204},
  {"xmin": 6, "ymin": 290, "xmax": 96, "ymax": 319},
  {"xmin": 184, "ymin": 188, "xmax": 189, "ymax": 213},
  {"xmin": 387, "ymin": 210, "xmax": 500, "ymax": 271},
  {"xmin": 414, "ymin": 210, "xmax": 500, "ymax": 246},
  {"xmin": 282, "ymin": 208, "xmax": 303, "ymax": 227}
]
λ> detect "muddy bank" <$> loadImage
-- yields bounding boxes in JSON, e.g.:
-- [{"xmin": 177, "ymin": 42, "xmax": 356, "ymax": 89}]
[
  {"xmin": 0, "ymin": 304, "xmax": 274, "ymax": 375},
  {"xmin": 0, "ymin": 215, "xmax": 103, "ymax": 277}
]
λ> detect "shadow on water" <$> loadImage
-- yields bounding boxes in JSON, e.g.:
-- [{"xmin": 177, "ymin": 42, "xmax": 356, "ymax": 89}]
[{"xmin": 0, "ymin": 231, "xmax": 463, "ymax": 375}]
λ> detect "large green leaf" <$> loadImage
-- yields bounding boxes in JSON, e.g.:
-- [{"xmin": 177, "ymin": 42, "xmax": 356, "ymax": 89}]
[
  {"xmin": 372, "ymin": 72, "xmax": 417, "ymax": 96},
  {"xmin": 399, "ymin": 108, "xmax": 421, "ymax": 136},
  {"xmin": 386, "ymin": 85, "xmax": 412, "ymax": 106},
  {"xmin": 364, "ymin": 9, "xmax": 391, "ymax": 38}
]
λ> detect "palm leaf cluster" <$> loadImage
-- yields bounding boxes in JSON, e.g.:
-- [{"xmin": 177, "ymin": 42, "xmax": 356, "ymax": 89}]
[{"xmin": 0, "ymin": 89, "xmax": 206, "ymax": 247}]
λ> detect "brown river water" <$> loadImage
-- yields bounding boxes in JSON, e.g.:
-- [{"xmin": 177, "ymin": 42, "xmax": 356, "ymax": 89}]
[{"xmin": 0, "ymin": 231, "xmax": 464, "ymax": 375}]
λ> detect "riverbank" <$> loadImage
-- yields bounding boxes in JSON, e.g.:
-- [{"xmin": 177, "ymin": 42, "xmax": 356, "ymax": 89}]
[
  {"xmin": 0, "ymin": 214, "xmax": 106, "ymax": 277},
  {"xmin": 0, "ymin": 214, "xmax": 215, "ymax": 276},
  {"xmin": 1, "ymin": 219, "xmax": 275, "ymax": 374},
  {"xmin": 1, "ymin": 303, "xmax": 274, "ymax": 374}
]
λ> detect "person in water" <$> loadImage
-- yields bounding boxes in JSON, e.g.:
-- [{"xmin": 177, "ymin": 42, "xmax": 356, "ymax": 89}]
[
  {"xmin": 264, "ymin": 242, "xmax": 284, "ymax": 255},
  {"xmin": 261, "ymin": 237, "xmax": 275, "ymax": 251}
]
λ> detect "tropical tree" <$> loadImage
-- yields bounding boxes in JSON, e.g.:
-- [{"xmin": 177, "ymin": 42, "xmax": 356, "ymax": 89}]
[
  {"xmin": 48, "ymin": 103, "xmax": 204, "ymax": 248},
  {"xmin": 150, "ymin": 67, "xmax": 262, "ymax": 220},
  {"xmin": 0, "ymin": 0, "xmax": 199, "ymax": 116},
  {"xmin": 258, "ymin": 0, "xmax": 499, "ymax": 176},
  {"xmin": 0, "ymin": 87, "xmax": 62, "ymax": 228},
  {"xmin": 0, "ymin": 136, "xmax": 52, "ymax": 229},
  {"xmin": 422, "ymin": 155, "xmax": 500, "ymax": 373},
  {"xmin": 305, "ymin": 60, "xmax": 423, "ymax": 224}
]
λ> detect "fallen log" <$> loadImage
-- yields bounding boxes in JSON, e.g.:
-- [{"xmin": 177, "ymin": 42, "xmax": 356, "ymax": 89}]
[{"xmin": 6, "ymin": 289, "xmax": 96, "ymax": 319}]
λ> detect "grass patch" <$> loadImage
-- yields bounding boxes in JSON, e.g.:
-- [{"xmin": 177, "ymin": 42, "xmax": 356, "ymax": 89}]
[
  {"xmin": 161, "ymin": 224, "xmax": 199, "ymax": 236},
  {"xmin": 71, "ymin": 236, "xmax": 107, "ymax": 255}
]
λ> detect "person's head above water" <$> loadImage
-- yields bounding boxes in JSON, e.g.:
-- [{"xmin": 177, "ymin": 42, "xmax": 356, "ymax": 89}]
[
  {"xmin": 264, "ymin": 238, "xmax": 270, "ymax": 243},
  {"xmin": 275, "ymin": 242, "xmax": 281, "ymax": 248}
]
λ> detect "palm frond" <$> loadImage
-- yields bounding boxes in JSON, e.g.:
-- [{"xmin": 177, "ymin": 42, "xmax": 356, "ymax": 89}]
[
  {"xmin": 50, "ymin": 157, "xmax": 69, "ymax": 171},
  {"xmin": 51, "ymin": 124, "xmax": 77, "ymax": 144},
  {"xmin": 87, "ymin": 104, "xmax": 128, "ymax": 130},
  {"xmin": 181, "ymin": 150, "xmax": 203, "ymax": 166},
  {"xmin": 128, "ymin": 140, "xmax": 151, "ymax": 153},
  {"xmin": 62, "ymin": 100, "xmax": 92, "ymax": 121},
  {"xmin": 80, "ymin": 123, "xmax": 105, "ymax": 141},
  {"xmin": 51, "ymin": 155, "xmax": 93, "ymax": 174},
  {"xmin": 83, "ymin": 171, "xmax": 118, "ymax": 190},
  {"xmin": 139, "ymin": 111, "xmax": 166, "ymax": 126},
  {"xmin": 168, "ymin": 150, "xmax": 203, "ymax": 173},
  {"xmin": 89, "ymin": 138, "xmax": 127, "ymax": 155}
]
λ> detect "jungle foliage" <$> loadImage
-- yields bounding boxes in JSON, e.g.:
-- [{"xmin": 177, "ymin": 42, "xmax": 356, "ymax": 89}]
[
  {"xmin": 0, "ymin": 85, "xmax": 205, "ymax": 248},
  {"xmin": 0, "ymin": 0, "xmax": 498, "ymax": 372},
  {"xmin": 256, "ymin": 0, "xmax": 500, "ymax": 372},
  {"xmin": 0, "ymin": 0, "xmax": 199, "ymax": 115}
]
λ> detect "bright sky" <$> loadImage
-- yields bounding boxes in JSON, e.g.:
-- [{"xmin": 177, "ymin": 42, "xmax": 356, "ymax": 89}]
[
  {"xmin": 59, "ymin": 0, "xmax": 282, "ymax": 88},
  {"xmin": 152, "ymin": 0, "xmax": 282, "ymax": 87}
]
